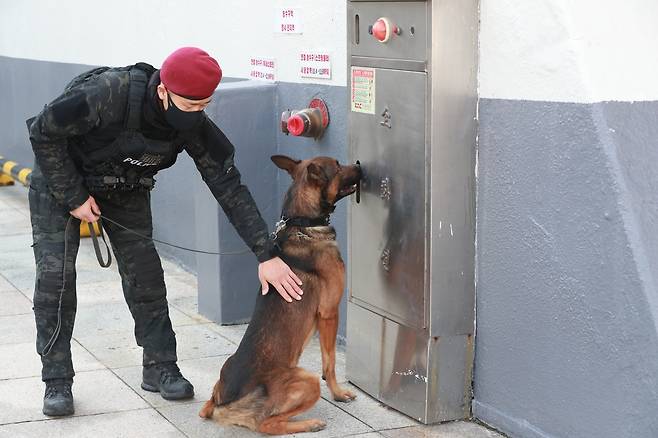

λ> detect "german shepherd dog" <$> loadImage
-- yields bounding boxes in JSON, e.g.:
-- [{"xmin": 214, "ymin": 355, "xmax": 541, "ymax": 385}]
[{"xmin": 199, "ymin": 155, "xmax": 362, "ymax": 435}]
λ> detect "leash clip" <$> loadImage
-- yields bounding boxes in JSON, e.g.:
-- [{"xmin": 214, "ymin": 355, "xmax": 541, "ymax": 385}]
[{"xmin": 271, "ymin": 217, "xmax": 288, "ymax": 240}]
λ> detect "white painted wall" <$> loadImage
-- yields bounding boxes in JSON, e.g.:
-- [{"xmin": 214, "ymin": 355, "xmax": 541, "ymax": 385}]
[
  {"xmin": 5, "ymin": 0, "xmax": 657, "ymax": 102},
  {"xmin": 0, "ymin": 0, "xmax": 346, "ymax": 86},
  {"xmin": 480, "ymin": 0, "xmax": 658, "ymax": 102}
]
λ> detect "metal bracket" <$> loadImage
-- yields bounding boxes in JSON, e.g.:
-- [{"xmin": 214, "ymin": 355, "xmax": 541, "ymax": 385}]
[
  {"xmin": 380, "ymin": 177, "xmax": 391, "ymax": 201},
  {"xmin": 380, "ymin": 107, "xmax": 392, "ymax": 129},
  {"xmin": 380, "ymin": 248, "xmax": 391, "ymax": 272}
]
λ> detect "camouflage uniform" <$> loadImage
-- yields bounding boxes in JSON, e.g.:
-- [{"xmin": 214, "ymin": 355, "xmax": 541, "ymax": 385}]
[{"xmin": 27, "ymin": 64, "xmax": 273, "ymax": 381}]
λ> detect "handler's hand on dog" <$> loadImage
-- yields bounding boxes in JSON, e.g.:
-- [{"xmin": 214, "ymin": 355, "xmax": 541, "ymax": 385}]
[
  {"xmin": 70, "ymin": 195, "xmax": 101, "ymax": 223},
  {"xmin": 258, "ymin": 257, "xmax": 303, "ymax": 302}
]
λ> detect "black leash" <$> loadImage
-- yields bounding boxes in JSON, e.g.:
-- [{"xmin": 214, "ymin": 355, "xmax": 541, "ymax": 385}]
[
  {"xmin": 88, "ymin": 220, "xmax": 112, "ymax": 267},
  {"xmin": 40, "ymin": 214, "xmax": 249, "ymax": 356},
  {"xmin": 98, "ymin": 214, "xmax": 249, "ymax": 256}
]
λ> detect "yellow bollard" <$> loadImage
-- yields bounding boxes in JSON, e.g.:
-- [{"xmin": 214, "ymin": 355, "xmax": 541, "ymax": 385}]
[
  {"xmin": 0, "ymin": 155, "xmax": 99, "ymax": 238},
  {"xmin": 0, "ymin": 174, "xmax": 14, "ymax": 186},
  {"xmin": 0, "ymin": 159, "xmax": 16, "ymax": 186},
  {"xmin": 17, "ymin": 168, "xmax": 32, "ymax": 186}
]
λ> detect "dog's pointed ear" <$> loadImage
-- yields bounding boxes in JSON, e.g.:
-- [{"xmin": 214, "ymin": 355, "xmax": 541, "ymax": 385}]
[
  {"xmin": 271, "ymin": 155, "xmax": 300, "ymax": 177},
  {"xmin": 306, "ymin": 162, "xmax": 328, "ymax": 185}
]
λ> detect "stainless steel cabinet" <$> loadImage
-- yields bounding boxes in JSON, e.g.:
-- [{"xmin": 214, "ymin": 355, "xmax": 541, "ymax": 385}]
[{"xmin": 346, "ymin": 0, "xmax": 478, "ymax": 424}]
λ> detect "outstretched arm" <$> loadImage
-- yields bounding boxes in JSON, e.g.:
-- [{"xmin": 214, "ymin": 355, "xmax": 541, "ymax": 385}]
[{"xmin": 185, "ymin": 118, "xmax": 303, "ymax": 301}]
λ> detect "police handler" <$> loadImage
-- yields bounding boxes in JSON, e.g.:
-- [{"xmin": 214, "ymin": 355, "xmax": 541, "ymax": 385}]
[{"xmin": 27, "ymin": 47, "xmax": 303, "ymax": 417}]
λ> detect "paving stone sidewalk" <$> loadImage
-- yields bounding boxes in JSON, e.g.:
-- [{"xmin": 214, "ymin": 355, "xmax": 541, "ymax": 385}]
[{"xmin": 0, "ymin": 182, "xmax": 503, "ymax": 438}]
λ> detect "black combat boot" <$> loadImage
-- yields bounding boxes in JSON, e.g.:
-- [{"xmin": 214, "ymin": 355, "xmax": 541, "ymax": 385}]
[
  {"xmin": 141, "ymin": 362, "xmax": 194, "ymax": 400},
  {"xmin": 43, "ymin": 378, "xmax": 74, "ymax": 416}
]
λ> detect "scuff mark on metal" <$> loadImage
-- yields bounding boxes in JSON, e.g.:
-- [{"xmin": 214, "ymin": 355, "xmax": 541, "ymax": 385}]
[{"xmin": 393, "ymin": 370, "xmax": 428, "ymax": 383}]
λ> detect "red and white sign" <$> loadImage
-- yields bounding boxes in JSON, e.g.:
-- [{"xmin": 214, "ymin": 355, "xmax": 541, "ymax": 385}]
[
  {"xmin": 351, "ymin": 67, "xmax": 376, "ymax": 114},
  {"xmin": 299, "ymin": 51, "xmax": 331, "ymax": 80},
  {"xmin": 249, "ymin": 57, "xmax": 276, "ymax": 82},
  {"xmin": 275, "ymin": 7, "xmax": 303, "ymax": 34}
]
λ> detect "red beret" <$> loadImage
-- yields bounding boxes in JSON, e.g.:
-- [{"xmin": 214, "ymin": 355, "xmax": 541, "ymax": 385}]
[{"xmin": 160, "ymin": 47, "xmax": 222, "ymax": 100}]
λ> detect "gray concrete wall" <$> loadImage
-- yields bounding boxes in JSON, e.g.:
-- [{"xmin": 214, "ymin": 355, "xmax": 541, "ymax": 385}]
[
  {"xmin": 0, "ymin": 55, "xmax": 92, "ymax": 166},
  {"xmin": 474, "ymin": 98, "xmax": 658, "ymax": 438}
]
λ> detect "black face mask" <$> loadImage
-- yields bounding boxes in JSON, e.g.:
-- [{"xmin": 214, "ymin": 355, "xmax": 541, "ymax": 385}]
[{"xmin": 164, "ymin": 94, "xmax": 204, "ymax": 131}]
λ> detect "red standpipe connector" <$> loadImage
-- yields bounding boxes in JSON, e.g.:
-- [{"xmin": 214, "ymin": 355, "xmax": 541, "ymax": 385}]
[
  {"xmin": 281, "ymin": 98, "xmax": 330, "ymax": 139},
  {"xmin": 287, "ymin": 114, "xmax": 307, "ymax": 136}
]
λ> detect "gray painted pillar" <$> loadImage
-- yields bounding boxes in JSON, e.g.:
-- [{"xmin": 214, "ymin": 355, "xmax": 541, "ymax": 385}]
[
  {"xmin": 474, "ymin": 98, "xmax": 658, "ymax": 438},
  {"xmin": 196, "ymin": 81, "xmax": 279, "ymax": 324}
]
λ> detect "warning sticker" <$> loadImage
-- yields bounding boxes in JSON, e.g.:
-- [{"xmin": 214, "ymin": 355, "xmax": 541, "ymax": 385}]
[
  {"xmin": 299, "ymin": 51, "xmax": 331, "ymax": 79},
  {"xmin": 249, "ymin": 57, "xmax": 276, "ymax": 82},
  {"xmin": 351, "ymin": 67, "xmax": 375, "ymax": 114}
]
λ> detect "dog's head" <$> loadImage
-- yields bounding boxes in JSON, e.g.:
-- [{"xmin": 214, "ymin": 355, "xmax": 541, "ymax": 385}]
[{"xmin": 271, "ymin": 155, "xmax": 361, "ymax": 216}]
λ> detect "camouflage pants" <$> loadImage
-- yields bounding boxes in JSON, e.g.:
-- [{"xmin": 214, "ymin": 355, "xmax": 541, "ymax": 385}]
[{"xmin": 29, "ymin": 167, "xmax": 177, "ymax": 381}]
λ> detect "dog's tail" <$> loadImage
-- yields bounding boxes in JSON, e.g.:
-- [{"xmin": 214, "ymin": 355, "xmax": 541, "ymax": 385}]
[{"xmin": 199, "ymin": 386, "xmax": 267, "ymax": 431}]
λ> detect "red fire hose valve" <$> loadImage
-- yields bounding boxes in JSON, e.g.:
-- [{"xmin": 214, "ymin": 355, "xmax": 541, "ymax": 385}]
[{"xmin": 281, "ymin": 98, "xmax": 330, "ymax": 139}]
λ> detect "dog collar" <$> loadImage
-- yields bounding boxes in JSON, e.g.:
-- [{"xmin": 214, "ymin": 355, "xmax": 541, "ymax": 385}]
[{"xmin": 271, "ymin": 215, "xmax": 331, "ymax": 240}]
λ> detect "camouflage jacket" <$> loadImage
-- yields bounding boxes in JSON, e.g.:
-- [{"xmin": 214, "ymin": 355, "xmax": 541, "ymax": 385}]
[{"xmin": 28, "ymin": 65, "xmax": 274, "ymax": 262}]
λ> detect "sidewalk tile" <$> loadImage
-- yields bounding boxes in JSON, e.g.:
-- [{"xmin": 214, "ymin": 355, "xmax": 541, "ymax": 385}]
[
  {"xmin": 0, "ymin": 185, "xmax": 29, "ymax": 211},
  {"xmin": 0, "ymin": 369, "xmax": 148, "ymax": 425},
  {"xmin": 72, "ymin": 302, "xmax": 197, "ymax": 339},
  {"xmin": 74, "ymin": 331, "xmax": 142, "ymax": 369},
  {"xmin": 174, "ymin": 324, "xmax": 237, "ymax": 361},
  {"xmin": 70, "ymin": 280, "xmax": 126, "ymax": 306},
  {"xmin": 113, "ymin": 355, "xmax": 228, "ymax": 408},
  {"xmin": 298, "ymin": 341, "xmax": 347, "ymax": 384},
  {"xmin": 160, "ymin": 258, "xmax": 193, "ymax": 277},
  {"xmin": 290, "ymin": 397, "xmax": 373, "ymax": 437},
  {"xmin": 0, "ymin": 340, "xmax": 104, "ymax": 380},
  {"xmin": 164, "ymin": 274, "xmax": 198, "ymax": 299},
  {"xmin": 0, "ymin": 290, "xmax": 32, "ymax": 316},
  {"xmin": 0, "ymin": 314, "xmax": 35, "ymax": 345},
  {"xmin": 23, "ymin": 276, "xmax": 199, "ymax": 307},
  {"xmin": 1, "ymin": 269, "xmax": 36, "ymax": 292},
  {"xmin": 0, "ymin": 409, "xmax": 184, "ymax": 438},
  {"xmin": 0, "ymin": 234, "xmax": 32, "ymax": 254},
  {"xmin": 157, "ymin": 402, "xmax": 262, "ymax": 438},
  {"xmin": 207, "ymin": 323, "xmax": 247, "ymax": 345},
  {"xmin": 157, "ymin": 397, "xmax": 373, "ymax": 438},
  {"xmin": 379, "ymin": 422, "xmax": 505, "ymax": 438},
  {"xmin": 77, "ymin": 323, "xmax": 235, "ymax": 369},
  {"xmin": 0, "ymin": 275, "xmax": 16, "ymax": 292},
  {"xmin": 0, "ymin": 209, "xmax": 31, "ymax": 237},
  {"xmin": 320, "ymin": 383, "xmax": 418, "ymax": 431}
]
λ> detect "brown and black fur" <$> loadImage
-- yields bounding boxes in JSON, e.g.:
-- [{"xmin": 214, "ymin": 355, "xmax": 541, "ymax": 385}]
[{"xmin": 199, "ymin": 155, "xmax": 361, "ymax": 435}]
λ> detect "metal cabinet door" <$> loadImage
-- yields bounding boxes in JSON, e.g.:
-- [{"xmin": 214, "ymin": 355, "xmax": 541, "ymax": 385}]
[{"xmin": 349, "ymin": 67, "xmax": 427, "ymax": 329}]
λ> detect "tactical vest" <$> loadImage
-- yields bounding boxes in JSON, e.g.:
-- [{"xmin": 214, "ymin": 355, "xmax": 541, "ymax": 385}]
[{"xmin": 70, "ymin": 64, "xmax": 184, "ymax": 191}]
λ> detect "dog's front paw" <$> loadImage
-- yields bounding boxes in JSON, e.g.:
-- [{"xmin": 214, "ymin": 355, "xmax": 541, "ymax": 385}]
[
  {"xmin": 307, "ymin": 419, "xmax": 327, "ymax": 432},
  {"xmin": 332, "ymin": 388, "xmax": 357, "ymax": 403}
]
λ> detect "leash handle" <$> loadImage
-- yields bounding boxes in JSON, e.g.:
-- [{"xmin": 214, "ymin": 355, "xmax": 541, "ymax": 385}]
[{"xmin": 89, "ymin": 220, "xmax": 112, "ymax": 268}]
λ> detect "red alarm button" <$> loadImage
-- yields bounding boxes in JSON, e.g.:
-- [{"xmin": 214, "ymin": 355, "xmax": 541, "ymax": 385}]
[{"xmin": 372, "ymin": 17, "xmax": 398, "ymax": 43}]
